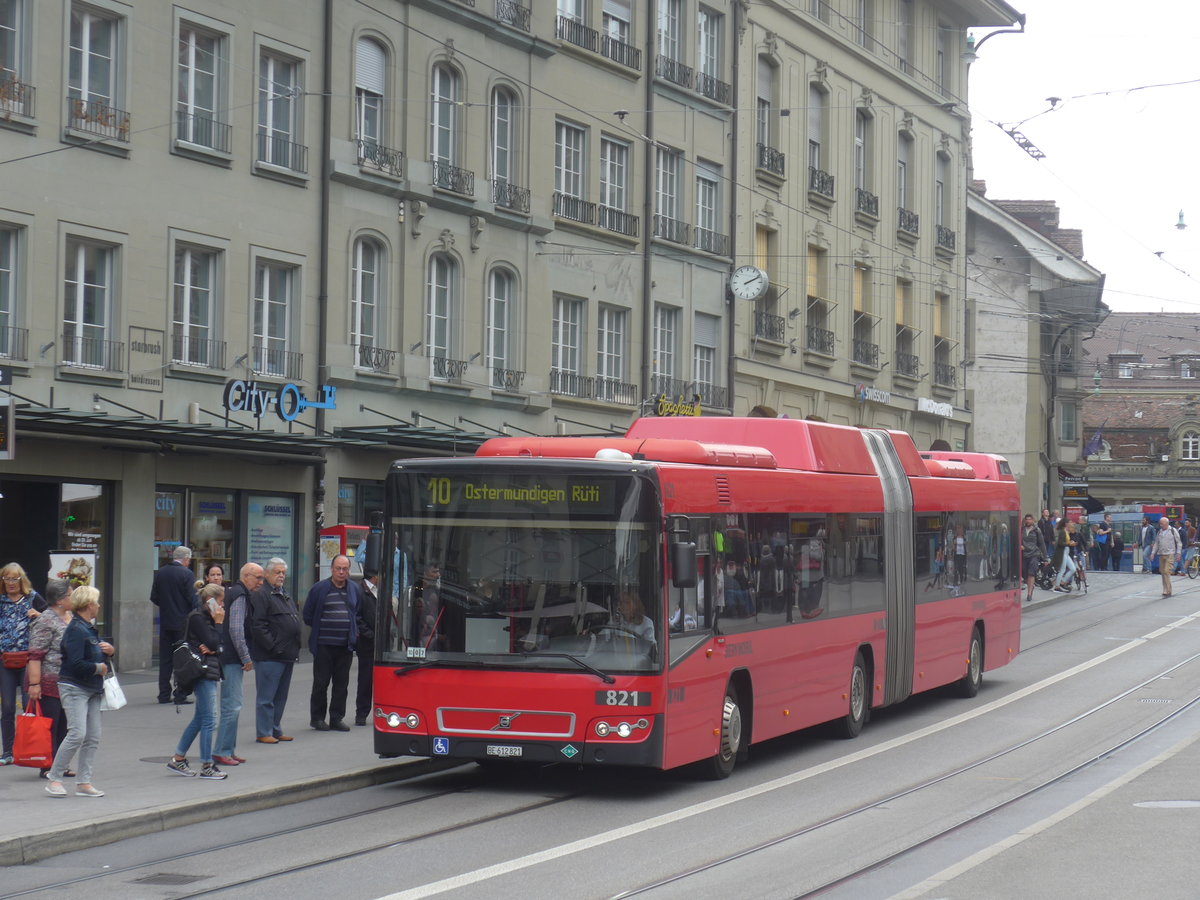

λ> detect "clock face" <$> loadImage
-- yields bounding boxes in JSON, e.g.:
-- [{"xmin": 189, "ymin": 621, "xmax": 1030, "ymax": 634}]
[{"xmin": 730, "ymin": 265, "xmax": 768, "ymax": 300}]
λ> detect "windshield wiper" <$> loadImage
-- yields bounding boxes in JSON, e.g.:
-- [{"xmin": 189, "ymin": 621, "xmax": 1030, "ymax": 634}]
[
  {"xmin": 392, "ymin": 658, "xmax": 458, "ymax": 677},
  {"xmin": 519, "ymin": 651, "xmax": 616, "ymax": 684}
]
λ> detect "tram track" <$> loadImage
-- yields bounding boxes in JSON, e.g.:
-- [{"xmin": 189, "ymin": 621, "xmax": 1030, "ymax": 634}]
[{"xmin": 611, "ymin": 648, "xmax": 1200, "ymax": 900}]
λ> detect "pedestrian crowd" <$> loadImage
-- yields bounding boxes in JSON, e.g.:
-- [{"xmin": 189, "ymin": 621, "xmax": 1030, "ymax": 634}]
[{"xmin": 0, "ymin": 547, "xmax": 379, "ymax": 798}]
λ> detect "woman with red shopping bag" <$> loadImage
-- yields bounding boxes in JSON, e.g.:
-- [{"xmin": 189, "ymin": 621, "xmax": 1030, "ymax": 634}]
[{"xmin": 25, "ymin": 579, "xmax": 75, "ymax": 777}]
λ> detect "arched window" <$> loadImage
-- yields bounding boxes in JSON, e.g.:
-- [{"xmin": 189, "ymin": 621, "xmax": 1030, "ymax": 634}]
[
  {"xmin": 355, "ymin": 37, "xmax": 386, "ymax": 145},
  {"xmin": 1183, "ymin": 431, "xmax": 1200, "ymax": 461},
  {"xmin": 426, "ymin": 254, "xmax": 456, "ymax": 369},
  {"xmin": 430, "ymin": 64, "xmax": 460, "ymax": 165},
  {"xmin": 491, "ymin": 87, "xmax": 515, "ymax": 186},
  {"xmin": 351, "ymin": 237, "xmax": 383, "ymax": 367},
  {"xmin": 487, "ymin": 268, "xmax": 516, "ymax": 384}
]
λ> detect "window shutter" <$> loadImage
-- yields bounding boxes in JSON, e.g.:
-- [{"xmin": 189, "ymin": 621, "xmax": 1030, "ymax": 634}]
[
  {"xmin": 356, "ymin": 39, "xmax": 386, "ymax": 94},
  {"xmin": 694, "ymin": 313, "xmax": 719, "ymax": 348}
]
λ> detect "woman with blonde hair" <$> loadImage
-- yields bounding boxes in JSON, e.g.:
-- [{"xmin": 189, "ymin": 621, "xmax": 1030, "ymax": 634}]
[
  {"xmin": 0, "ymin": 562, "xmax": 43, "ymax": 765},
  {"xmin": 45, "ymin": 586, "xmax": 114, "ymax": 798}
]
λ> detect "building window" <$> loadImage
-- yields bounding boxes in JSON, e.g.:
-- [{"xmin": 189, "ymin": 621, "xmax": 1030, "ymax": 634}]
[
  {"xmin": 487, "ymin": 268, "xmax": 514, "ymax": 374},
  {"xmin": 897, "ymin": 132, "xmax": 911, "ymax": 210},
  {"xmin": 555, "ymin": 120, "xmax": 586, "ymax": 199},
  {"xmin": 253, "ymin": 260, "xmax": 295, "ymax": 377},
  {"xmin": 1059, "ymin": 401, "xmax": 1076, "ymax": 443},
  {"xmin": 693, "ymin": 312, "xmax": 719, "ymax": 391},
  {"xmin": 1183, "ymin": 431, "xmax": 1200, "ymax": 461},
  {"xmin": 351, "ymin": 237, "xmax": 382, "ymax": 359},
  {"xmin": 655, "ymin": 146, "xmax": 681, "ymax": 219},
  {"xmin": 654, "ymin": 305, "xmax": 678, "ymax": 379},
  {"xmin": 69, "ymin": 5, "xmax": 119, "ymax": 109},
  {"xmin": 603, "ymin": 0, "xmax": 631, "ymax": 44},
  {"xmin": 257, "ymin": 52, "xmax": 304, "ymax": 171},
  {"xmin": 600, "ymin": 136, "xmax": 628, "ymax": 211},
  {"xmin": 558, "ymin": 0, "xmax": 586, "ymax": 24},
  {"xmin": 63, "ymin": 238, "xmax": 113, "ymax": 368},
  {"xmin": 897, "ymin": 0, "xmax": 913, "ymax": 73},
  {"xmin": 756, "ymin": 58, "xmax": 773, "ymax": 147},
  {"xmin": 0, "ymin": 226, "xmax": 22, "ymax": 359},
  {"xmin": 853, "ymin": 0, "xmax": 873, "ymax": 47},
  {"xmin": 430, "ymin": 63, "xmax": 459, "ymax": 166},
  {"xmin": 936, "ymin": 25, "xmax": 953, "ymax": 95},
  {"xmin": 1, "ymin": 1, "xmax": 27, "ymax": 89},
  {"xmin": 1118, "ymin": 363, "xmax": 1132, "ymax": 378},
  {"xmin": 355, "ymin": 37, "xmax": 386, "ymax": 147},
  {"xmin": 807, "ymin": 84, "xmax": 823, "ymax": 172},
  {"xmin": 658, "ymin": 0, "xmax": 680, "ymax": 60},
  {"xmin": 697, "ymin": 7, "xmax": 720, "ymax": 79},
  {"xmin": 854, "ymin": 111, "xmax": 870, "ymax": 192},
  {"xmin": 695, "ymin": 161, "xmax": 719, "ymax": 232},
  {"xmin": 552, "ymin": 295, "xmax": 584, "ymax": 374},
  {"xmin": 1184, "ymin": 362, "xmax": 1193, "ymax": 379},
  {"xmin": 426, "ymin": 255, "xmax": 455, "ymax": 365},
  {"xmin": 596, "ymin": 305, "xmax": 627, "ymax": 382},
  {"xmin": 935, "ymin": 153, "xmax": 948, "ymax": 228},
  {"xmin": 491, "ymin": 87, "xmax": 516, "ymax": 186},
  {"xmin": 173, "ymin": 246, "xmax": 218, "ymax": 367},
  {"xmin": 177, "ymin": 24, "xmax": 227, "ymax": 151}
]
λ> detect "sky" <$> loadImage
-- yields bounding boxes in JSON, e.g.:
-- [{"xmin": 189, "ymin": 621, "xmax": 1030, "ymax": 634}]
[{"xmin": 966, "ymin": 0, "xmax": 1200, "ymax": 312}]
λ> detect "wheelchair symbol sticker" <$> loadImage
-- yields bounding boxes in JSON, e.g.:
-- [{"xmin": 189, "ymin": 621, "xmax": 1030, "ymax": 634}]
[{"xmin": 432, "ymin": 737, "xmax": 449, "ymax": 755}]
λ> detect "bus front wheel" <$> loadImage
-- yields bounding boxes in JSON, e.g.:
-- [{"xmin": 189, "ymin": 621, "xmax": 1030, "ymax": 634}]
[
  {"xmin": 707, "ymin": 686, "xmax": 743, "ymax": 779},
  {"xmin": 833, "ymin": 652, "xmax": 869, "ymax": 739},
  {"xmin": 954, "ymin": 627, "xmax": 983, "ymax": 698}
]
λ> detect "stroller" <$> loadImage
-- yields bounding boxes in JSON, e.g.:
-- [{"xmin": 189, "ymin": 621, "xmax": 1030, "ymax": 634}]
[{"xmin": 1033, "ymin": 558, "xmax": 1058, "ymax": 591}]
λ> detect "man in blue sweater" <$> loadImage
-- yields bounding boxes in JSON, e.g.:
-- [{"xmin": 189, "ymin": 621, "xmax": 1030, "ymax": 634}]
[{"xmin": 303, "ymin": 555, "xmax": 360, "ymax": 732}]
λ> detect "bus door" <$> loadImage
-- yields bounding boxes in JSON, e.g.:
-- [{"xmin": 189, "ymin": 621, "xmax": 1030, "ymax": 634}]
[{"xmin": 863, "ymin": 430, "xmax": 915, "ymax": 706}]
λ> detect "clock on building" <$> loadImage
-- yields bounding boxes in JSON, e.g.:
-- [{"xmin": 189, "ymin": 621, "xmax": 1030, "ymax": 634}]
[{"xmin": 728, "ymin": 265, "xmax": 770, "ymax": 301}]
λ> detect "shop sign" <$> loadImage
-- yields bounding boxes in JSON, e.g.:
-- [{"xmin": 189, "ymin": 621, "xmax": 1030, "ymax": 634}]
[
  {"xmin": 0, "ymin": 397, "xmax": 12, "ymax": 461},
  {"xmin": 222, "ymin": 380, "xmax": 337, "ymax": 423},
  {"xmin": 918, "ymin": 397, "xmax": 953, "ymax": 417},
  {"xmin": 128, "ymin": 327, "xmax": 165, "ymax": 392},
  {"xmin": 855, "ymin": 383, "xmax": 891, "ymax": 404},
  {"xmin": 655, "ymin": 393, "xmax": 702, "ymax": 416}
]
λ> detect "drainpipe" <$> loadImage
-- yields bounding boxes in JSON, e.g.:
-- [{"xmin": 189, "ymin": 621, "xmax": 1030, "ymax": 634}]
[
  {"xmin": 726, "ymin": 0, "xmax": 743, "ymax": 415},
  {"xmin": 640, "ymin": 4, "xmax": 656, "ymax": 416},
  {"xmin": 314, "ymin": 0, "xmax": 333, "ymax": 574}
]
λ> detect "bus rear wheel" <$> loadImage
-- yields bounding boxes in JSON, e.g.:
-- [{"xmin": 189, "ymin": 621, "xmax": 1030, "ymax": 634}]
[
  {"xmin": 954, "ymin": 627, "xmax": 983, "ymax": 698},
  {"xmin": 833, "ymin": 652, "xmax": 869, "ymax": 739},
  {"xmin": 707, "ymin": 686, "xmax": 743, "ymax": 779}
]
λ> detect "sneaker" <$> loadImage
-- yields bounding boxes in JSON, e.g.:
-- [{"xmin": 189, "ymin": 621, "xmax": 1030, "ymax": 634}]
[
  {"xmin": 0, "ymin": 755, "xmax": 12, "ymax": 766},
  {"xmin": 199, "ymin": 763, "xmax": 227, "ymax": 780},
  {"xmin": 167, "ymin": 756, "xmax": 197, "ymax": 777},
  {"xmin": 76, "ymin": 785, "xmax": 105, "ymax": 797},
  {"xmin": 45, "ymin": 782, "xmax": 67, "ymax": 797}
]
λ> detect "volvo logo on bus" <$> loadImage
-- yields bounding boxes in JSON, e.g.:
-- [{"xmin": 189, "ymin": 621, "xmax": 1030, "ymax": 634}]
[{"xmin": 494, "ymin": 712, "xmax": 522, "ymax": 730}]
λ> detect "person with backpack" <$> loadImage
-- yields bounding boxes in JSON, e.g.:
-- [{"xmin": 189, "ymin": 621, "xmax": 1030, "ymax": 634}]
[
  {"xmin": 1149, "ymin": 516, "xmax": 1182, "ymax": 597},
  {"xmin": 167, "ymin": 584, "xmax": 227, "ymax": 780}
]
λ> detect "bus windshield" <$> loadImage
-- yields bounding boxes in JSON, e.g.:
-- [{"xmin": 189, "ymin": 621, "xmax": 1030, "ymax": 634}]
[{"xmin": 381, "ymin": 463, "xmax": 662, "ymax": 674}]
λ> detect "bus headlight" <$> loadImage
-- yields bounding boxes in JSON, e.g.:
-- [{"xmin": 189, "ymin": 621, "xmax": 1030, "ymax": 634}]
[
  {"xmin": 406, "ymin": 713, "xmax": 420, "ymax": 729},
  {"xmin": 595, "ymin": 721, "xmax": 611, "ymax": 737},
  {"xmin": 616, "ymin": 722, "xmax": 633, "ymax": 738},
  {"xmin": 386, "ymin": 712, "xmax": 403, "ymax": 728}
]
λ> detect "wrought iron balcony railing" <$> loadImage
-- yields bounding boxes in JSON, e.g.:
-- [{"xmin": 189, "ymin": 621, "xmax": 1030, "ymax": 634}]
[
  {"xmin": 594, "ymin": 376, "xmax": 638, "ymax": 404},
  {"xmin": 852, "ymin": 339, "xmax": 880, "ymax": 368},
  {"xmin": 257, "ymin": 132, "xmax": 308, "ymax": 173},
  {"xmin": 696, "ymin": 381, "xmax": 728, "ymax": 408},
  {"xmin": 62, "ymin": 332, "xmax": 124, "ymax": 371},
  {"xmin": 695, "ymin": 72, "xmax": 731, "ymax": 104},
  {"xmin": 650, "ymin": 374, "xmax": 727, "ymax": 408},
  {"xmin": 655, "ymin": 55, "xmax": 693, "ymax": 88},
  {"xmin": 495, "ymin": 0, "xmax": 531, "ymax": 31},
  {"xmin": 0, "ymin": 326, "xmax": 28, "ymax": 361},
  {"xmin": 557, "ymin": 16, "xmax": 599, "ymax": 52},
  {"xmin": 432, "ymin": 160, "xmax": 474, "ymax": 195},
  {"xmin": 171, "ymin": 334, "xmax": 226, "ymax": 369},
  {"xmin": 808, "ymin": 166, "xmax": 835, "ymax": 198},
  {"xmin": 432, "ymin": 355, "xmax": 469, "ymax": 383},
  {"xmin": 0, "ymin": 73, "xmax": 34, "ymax": 117},
  {"xmin": 754, "ymin": 311, "xmax": 785, "ymax": 342},
  {"xmin": 549, "ymin": 368, "xmax": 636, "ymax": 404},
  {"xmin": 176, "ymin": 113, "xmax": 232, "ymax": 152},
  {"xmin": 936, "ymin": 225, "xmax": 957, "ymax": 251},
  {"xmin": 252, "ymin": 344, "xmax": 303, "ymax": 380},
  {"xmin": 553, "ymin": 192, "xmax": 596, "ymax": 225},
  {"xmin": 653, "ymin": 215, "xmax": 690, "ymax": 244},
  {"xmin": 896, "ymin": 351, "xmax": 920, "ymax": 378},
  {"xmin": 492, "ymin": 179, "xmax": 530, "ymax": 213},
  {"xmin": 933, "ymin": 360, "xmax": 957, "ymax": 388},
  {"xmin": 355, "ymin": 342, "xmax": 398, "ymax": 374},
  {"xmin": 898, "ymin": 207, "xmax": 919, "ymax": 236},
  {"xmin": 67, "ymin": 96, "xmax": 130, "ymax": 141},
  {"xmin": 855, "ymin": 187, "xmax": 879, "ymax": 217},
  {"xmin": 356, "ymin": 139, "xmax": 403, "ymax": 177},
  {"xmin": 492, "ymin": 367, "xmax": 526, "ymax": 392},
  {"xmin": 693, "ymin": 227, "xmax": 729, "ymax": 256},
  {"xmin": 806, "ymin": 325, "xmax": 835, "ymax": 354},
  {"xmin": 598, "ymin": 206, "xmax": 639, "ymax": 237},
  {"xmin": 601, "ymin": 34, "xmax": 641, "ymax": 70},
  {"xmin": 756, "ymin": 143, "xmax": 785, "ymax": 177}
]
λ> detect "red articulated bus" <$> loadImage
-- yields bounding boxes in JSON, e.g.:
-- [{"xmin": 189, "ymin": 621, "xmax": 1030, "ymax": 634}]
[{"xmin": 373, "ymin": 417, "xmax": 1021, "ymax": 777}]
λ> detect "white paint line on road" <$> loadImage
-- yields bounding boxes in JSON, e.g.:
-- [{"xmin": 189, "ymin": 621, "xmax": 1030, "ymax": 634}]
[
  {"xmin": 888, "ymin": 729, "xmax": 1200, "ymax": 900},
  {"xmin": 378, "ymin": 608, "xmax": 1200, "ymax": 900}
]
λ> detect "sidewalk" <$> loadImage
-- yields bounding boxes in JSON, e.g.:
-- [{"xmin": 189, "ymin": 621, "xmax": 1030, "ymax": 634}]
[
  {"xmin": 0, "ymin": 571, "xmax": 1179, "ymax": 867},
  {"xmin": 0, "ymin": 659, "xmax": 435, "ymax": 865}
]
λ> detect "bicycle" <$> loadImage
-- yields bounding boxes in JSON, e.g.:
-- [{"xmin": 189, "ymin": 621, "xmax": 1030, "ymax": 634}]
[{"xmin": 1186, "ymin": 546, "xmax": 1200, "ymax": 579}]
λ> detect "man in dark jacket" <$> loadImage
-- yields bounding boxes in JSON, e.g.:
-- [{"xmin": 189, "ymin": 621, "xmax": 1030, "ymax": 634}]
[
  {"xmin": 247, "ymin": 557, "xmax": 301, "ymax": 744},
  {"xmin": 303, "ymin": 555, "xmax": 360, "ymax": 732},
  {"xmin": 150, "ymin": 545, "xmax": 198, "ymax": 704},
  {"xmin": 353, "ymin": 568, "xmax": 379, "ymax": 726},
  {"xmin": 212, "ymin": 562, "xmax": 263, "ymax": 766}
]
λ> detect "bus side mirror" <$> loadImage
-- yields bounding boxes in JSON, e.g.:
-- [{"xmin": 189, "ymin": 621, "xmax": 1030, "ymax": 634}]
[
  {"xmin": 670, "ymin": 541, "xmax": 697, "ymax": 588},
  {"xmin": 364, "ymin": 511, "xmax": 384, "ymax": 574}
]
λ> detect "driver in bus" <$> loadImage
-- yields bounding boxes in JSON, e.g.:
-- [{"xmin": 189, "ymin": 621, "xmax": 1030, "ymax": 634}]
[
  {"xmin": 416, "ymin": 563, "xmax": 444, "ymax": 650},
  {"xmin": 610, "ymin": 590, "xmax": 655, "ymax": 645}
]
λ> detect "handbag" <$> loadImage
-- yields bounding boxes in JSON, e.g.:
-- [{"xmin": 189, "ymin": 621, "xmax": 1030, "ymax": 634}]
[
  {"xmin": 172, "ymin": 641, "xmax": 205, "ymax": 693},
  {"xmin": 2, "ymin": 650, "xmax": 29, "ymax": 669},
  {"xmin": 100, "ymin": 664, "xmax": 127, "ymax": 711},
  {"xmin": 14, "ymin": 700, "xmax": 53, "ymax": 767}
]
